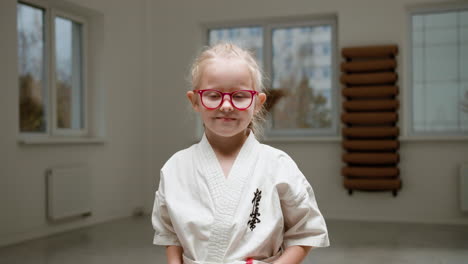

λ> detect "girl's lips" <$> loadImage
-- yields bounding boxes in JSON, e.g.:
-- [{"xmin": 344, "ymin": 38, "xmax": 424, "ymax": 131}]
[{"xmin": 215, "ymin": 117, "xmax": 236, "ymax": 121}]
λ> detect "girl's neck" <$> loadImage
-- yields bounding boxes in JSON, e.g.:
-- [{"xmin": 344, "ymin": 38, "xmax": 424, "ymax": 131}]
[{"xmin": 205, "ymin": 129, "xmax": 250, "ymax": 157}]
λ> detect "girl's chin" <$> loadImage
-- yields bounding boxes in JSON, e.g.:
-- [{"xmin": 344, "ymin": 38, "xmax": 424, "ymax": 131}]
[{"xmin": 205, "ymin": 127, "xmax": 249, "ymax": 138}]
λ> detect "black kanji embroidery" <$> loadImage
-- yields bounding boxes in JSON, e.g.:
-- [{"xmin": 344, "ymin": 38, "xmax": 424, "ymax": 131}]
[{"xmin": 247, "ymin": 188, "xmax": 262, "ymax": 231}]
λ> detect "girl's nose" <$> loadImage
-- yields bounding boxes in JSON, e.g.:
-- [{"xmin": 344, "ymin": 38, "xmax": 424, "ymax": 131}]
[{"xmin": 219, "ymin": 94, "xmax": 234, "ymax": 112}]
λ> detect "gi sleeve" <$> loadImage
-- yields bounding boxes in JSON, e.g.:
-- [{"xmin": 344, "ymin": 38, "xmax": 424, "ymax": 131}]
[
  {"xmin": 151, "ymin": 170, "xmax": 181, "ymax": 246},
  {"xmin": 277, "ymin": 156, "xmax": 330, "ymax": 249}
]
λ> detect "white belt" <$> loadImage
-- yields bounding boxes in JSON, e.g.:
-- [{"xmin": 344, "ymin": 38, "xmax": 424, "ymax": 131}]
[{"xmin": 182, "ymin": 250, "xmax": 281, "ymax": 264}]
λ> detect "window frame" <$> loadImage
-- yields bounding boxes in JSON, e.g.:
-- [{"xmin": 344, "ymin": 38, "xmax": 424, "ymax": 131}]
[
  {"xmin": 51, "ymin": 9, "xmax": 88, "ymax": 136},
  {"xmin": 406, "ymin": 3, "xmax": 468, "ymax": 139},
  {"xmin": 203, "ymin": 15, "xmax": 339, "ymax": 140},
  {"xmin": 17, "ymin": 0, "xmax": 91, "ymax": 140}
]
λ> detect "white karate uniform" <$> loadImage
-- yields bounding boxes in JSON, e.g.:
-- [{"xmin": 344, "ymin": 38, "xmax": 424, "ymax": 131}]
[{"xmin": 152, "ymin": 132, "xmax": 329, "ymax": 264}]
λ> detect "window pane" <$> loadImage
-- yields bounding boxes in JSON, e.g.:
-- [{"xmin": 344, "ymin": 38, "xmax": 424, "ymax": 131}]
[
  {"xmin": 460, "ymin": 82, "xmax": 468, "ymax": 131},
  {"xmin": 424, "ymin": 12, "xmax": 457, "ymax": 28},
  {"xmin": 414, "ymin": 82, "xmax": 460, "ymax": 132},
  {"xmin": 55, "ymin": 16, "xmax": 84, "ymax": 129},
  {"xmin": 413, "ymin": 47, "xmax": 424, "ymax": 82},
  {"xmin": 411, "ymin": 10, "xmax": 468, "ymax": 134},
  {"xmin": 412, "ymin": 15, "xmax": 424, "ymax": 30},
  {"xmin": 461, "ymin": 25, "xmax": 468, "ymax": 43},
  {"xmin": 412, "ymin": 28, "xmax": 424, "ymax": 47},
  {"xmin": 208, "ymin": 27, "xmax": 263, "ymax": 67},
  {"xmin": 412, "ymin": 83, "xmax": 426, "ymax": 131},
  {"xmin": 462, "ymin": 44, "xmax": 468, "ymax": 80},
  {"xmin": 425, "ymin": 45, "xmax": 457, "ymax": 81},
  {"xmin": 17, "ymin": 3, "xmax": 47, "ymax": 133},
  {"xmin": 461, "ymin": 11, "xmax": 468, "ymax": 26},
  {"xmin": 271, "ymin": 25, "xmax": 333, "ymax": 129},
  {"xmin": 424, "ymin": 27, "xmax": 457, "ymax": 45}
]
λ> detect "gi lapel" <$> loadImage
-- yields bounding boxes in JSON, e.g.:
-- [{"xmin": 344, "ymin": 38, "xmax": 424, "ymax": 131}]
[{"xmin": 196, "ymin": 132, "xmax": 260, "ymax": 262}]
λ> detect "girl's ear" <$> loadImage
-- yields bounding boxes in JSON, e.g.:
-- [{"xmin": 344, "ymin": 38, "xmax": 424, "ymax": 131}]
[
  {"xmin": 186, "ymin": 91, "xmax": 200, "ymax": 112},
  {"xmin": 256, "ymin": 92, "xmax": 267, "ymax": 112}
]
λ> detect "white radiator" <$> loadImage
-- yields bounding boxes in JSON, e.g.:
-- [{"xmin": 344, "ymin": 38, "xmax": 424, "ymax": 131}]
[
  {"xmin": 46, "ymin": 166, "xmax": 92, "ymax": 221},
  {"xmin": 461, "ymin": 163, "xmax": 468, "ymax": 212}
]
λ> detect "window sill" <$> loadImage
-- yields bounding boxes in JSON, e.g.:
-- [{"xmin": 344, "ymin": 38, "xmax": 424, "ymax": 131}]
[
  {"xmin": 400, "ymin": 136, "xmax": 468, "ymax": 142},
  {"xmin": 18, "ymin": 136, "xmax": 106, "ymax": 145}
]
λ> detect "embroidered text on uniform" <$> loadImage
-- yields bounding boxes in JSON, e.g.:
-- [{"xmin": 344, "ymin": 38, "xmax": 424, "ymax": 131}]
[{"xmin": 247, "ymin": 188, "xmax": 262, "ymax": 231}]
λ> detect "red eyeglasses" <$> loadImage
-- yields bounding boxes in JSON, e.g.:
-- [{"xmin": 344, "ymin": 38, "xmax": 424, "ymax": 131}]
[{"xmin": 194, "ymin": 89, "xmax": 258, "ymax": 110}]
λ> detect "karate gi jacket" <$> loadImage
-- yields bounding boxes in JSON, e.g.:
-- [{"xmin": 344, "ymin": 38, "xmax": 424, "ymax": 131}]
[{"xmin": 152, "ymin": 133, "xmax": 329, "ymax": 264}]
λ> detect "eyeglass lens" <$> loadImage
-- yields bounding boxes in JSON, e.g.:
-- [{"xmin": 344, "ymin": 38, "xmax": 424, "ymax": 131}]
[{"xmin": 202, "ymin": 90, "xmax": 253, "ymax": 109}]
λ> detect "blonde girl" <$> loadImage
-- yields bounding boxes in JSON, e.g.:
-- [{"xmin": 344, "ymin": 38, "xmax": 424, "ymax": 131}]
[{"xmin": 152, "ymin": 43, "xmax": 329, "ymax": 264}]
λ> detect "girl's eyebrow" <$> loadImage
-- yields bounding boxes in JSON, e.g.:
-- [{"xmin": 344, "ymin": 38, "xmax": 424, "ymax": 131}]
[
  {"xmin": 214, "ymin": 89, "xmax": 257, "ymax": 93},
  {"xmin": 208, "ymin": 87, "xmax": 248, "ymax": 92}
]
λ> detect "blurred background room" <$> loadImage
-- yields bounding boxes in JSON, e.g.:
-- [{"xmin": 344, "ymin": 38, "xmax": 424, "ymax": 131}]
[{"xmin": 1, "ymin": 0, "xmax": 467, "ymax": 263}]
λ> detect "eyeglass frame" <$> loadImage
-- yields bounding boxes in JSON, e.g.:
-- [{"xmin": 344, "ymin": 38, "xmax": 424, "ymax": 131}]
[{"xmin": 193, "ymin": 89, "xmax": 259, "ymax": 110}]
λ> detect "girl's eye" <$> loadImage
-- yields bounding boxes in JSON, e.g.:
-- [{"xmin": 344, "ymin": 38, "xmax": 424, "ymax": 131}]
[
  {"xmin": 233, "ymin": 92, "xmax": 250, "ymax": 99},
  {"xmin": 204, "ymin": 92, "xmax": 221, "ymax": 99}
]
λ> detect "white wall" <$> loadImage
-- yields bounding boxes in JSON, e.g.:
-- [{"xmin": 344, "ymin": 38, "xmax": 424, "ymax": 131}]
[
  {"xmin": 145, "ymin": 0, "xmax": 468, "ymax": 225},
  {"xmin": 0, "ymin": 0, "xmax": 151, "ymax": 247}
]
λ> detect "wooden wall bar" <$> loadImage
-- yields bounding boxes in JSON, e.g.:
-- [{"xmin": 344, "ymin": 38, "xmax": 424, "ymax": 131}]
[{"xmin": 341, "ymin": 45, "xmax": 402, "ymax": 196}]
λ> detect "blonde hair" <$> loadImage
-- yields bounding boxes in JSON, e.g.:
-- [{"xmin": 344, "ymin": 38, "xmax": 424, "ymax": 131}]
[{"xmin": 190, "ymin": 43, "xmax": 267, "ymax": 137}]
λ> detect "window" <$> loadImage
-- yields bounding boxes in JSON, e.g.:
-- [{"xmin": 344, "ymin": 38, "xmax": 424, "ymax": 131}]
[
  {"xmin": 409, "ymin": 6, "xmax": 468, "ymax": 136},
  {"xmin": 207, "ymin": 16, "xmax": 338, "ymax": 138},
  {"xmin": 17, "ymin": 2, "xmax": 47, "ymax": 133},
  {"xmin": 17, "ymin": 0, "xmax": 92, "ymax": 139}
]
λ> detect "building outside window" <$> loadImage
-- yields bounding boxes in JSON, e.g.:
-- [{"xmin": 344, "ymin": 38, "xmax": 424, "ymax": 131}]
[{"xmin": 207, "ymin": 16, "xmax": 338, "ymax": 138}]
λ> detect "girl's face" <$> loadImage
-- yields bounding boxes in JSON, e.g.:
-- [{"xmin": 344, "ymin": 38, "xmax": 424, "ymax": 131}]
[{"xmin": 187, "ymin": 57, "xmax": 266, "ymax": 139}]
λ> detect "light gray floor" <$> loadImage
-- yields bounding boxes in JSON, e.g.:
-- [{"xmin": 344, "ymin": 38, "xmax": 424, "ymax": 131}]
[{"xmin": 0, "ymin": 216, "xmax": 467, "ymax": 264}]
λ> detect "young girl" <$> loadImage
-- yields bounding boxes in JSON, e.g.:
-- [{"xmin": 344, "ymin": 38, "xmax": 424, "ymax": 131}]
[{"xmin": 152, "ymin": 43, "xmax": 329, "ymax": 264}]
